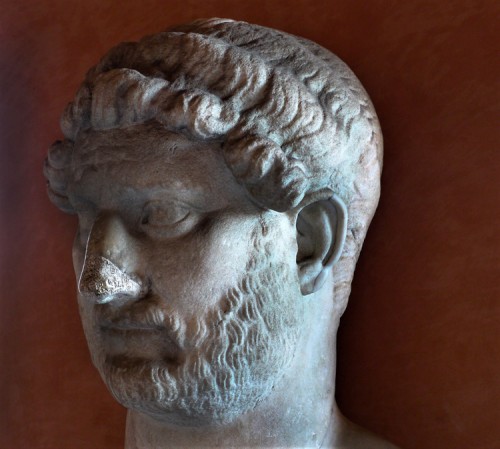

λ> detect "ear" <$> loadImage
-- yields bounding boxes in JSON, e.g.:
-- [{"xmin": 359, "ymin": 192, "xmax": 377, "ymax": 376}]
[{"xmin": 296, "ymin": 195, "xmax": 348, "ymax": 295}]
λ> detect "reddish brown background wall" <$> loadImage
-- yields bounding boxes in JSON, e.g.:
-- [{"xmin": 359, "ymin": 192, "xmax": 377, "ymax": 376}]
[{"xmin": 1, "ymin": 1, "xmax": 498, "ymax": 448}]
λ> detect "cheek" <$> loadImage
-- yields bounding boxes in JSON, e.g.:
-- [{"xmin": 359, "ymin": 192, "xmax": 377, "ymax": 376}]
[{"xmin": 146, "ymin": 216, "xmax": 260, "ymax": 317}]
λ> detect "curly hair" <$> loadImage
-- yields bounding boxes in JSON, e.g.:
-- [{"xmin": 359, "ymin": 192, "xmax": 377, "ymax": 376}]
[{"xmin": 45, "ymin": 18, "xmax": 383, "ymax": 308}]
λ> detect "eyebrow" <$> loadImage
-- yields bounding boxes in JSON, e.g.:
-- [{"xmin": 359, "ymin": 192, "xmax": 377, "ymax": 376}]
[
  {"xmin": 68, "ymin": 171, "xmax": 229, "ymax": 213},
  {"xmin": 140, "ymin": 187, "xmax": 224, "ymax": 212}
]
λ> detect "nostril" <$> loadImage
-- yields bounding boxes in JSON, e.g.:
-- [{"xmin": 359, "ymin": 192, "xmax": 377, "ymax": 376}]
[{"xmin": 78, "ymin": 255, "xmax": 143, "ymax": 304}]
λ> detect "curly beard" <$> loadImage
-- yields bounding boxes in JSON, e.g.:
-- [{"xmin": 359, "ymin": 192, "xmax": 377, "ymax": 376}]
[{"xmin": 92, "ymin": 234, "xmax": 305, "ymax": 426}]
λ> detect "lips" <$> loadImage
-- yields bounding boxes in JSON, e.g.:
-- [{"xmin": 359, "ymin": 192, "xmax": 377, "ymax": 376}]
[
  {"xmin": 99, "ymin": 307, "xmax": 166, "ymax": 331},
  {"xmin": 94, "ymin": 296, "xmax": 183, "ymax": 364}
]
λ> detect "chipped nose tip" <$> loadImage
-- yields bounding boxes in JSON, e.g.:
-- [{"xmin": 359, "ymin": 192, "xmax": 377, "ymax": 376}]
[{"xmin": 78, "ymin": 255, "xmax": 143, "ymax": 304}]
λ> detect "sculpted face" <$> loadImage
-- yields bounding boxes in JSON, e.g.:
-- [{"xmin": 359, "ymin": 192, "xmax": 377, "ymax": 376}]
[{"xmin": 68, "ymin": 123, "xmax": 305, "ymax": 424}]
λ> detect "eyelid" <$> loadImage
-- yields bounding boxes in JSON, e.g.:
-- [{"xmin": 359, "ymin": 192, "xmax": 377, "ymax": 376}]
[{"xmin": 140, "ymin": 200, "xmax": 193, "ymax": 230}]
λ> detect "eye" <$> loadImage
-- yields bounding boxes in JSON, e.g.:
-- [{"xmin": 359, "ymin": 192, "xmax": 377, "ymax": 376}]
[
  {"xmin": 139, "ymin": 200, "xmax": 195, "ymax": 237},
  {"xmin": 141, "ymin": 201, "xmax": 190, "ymax": 226}
]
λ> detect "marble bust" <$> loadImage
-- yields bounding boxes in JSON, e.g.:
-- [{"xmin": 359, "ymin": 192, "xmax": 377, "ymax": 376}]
[{"xmin": 44, "ymin": 18, "xmax": 397, "ymax": 449}]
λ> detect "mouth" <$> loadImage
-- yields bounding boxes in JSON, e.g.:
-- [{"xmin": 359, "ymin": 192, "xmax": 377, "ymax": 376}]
[{"xmin": 95, "ymin": 297, "xmax": 184, "ymax": 365}]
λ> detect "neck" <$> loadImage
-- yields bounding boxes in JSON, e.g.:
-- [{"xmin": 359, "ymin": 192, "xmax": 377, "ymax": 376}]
[{"xmin": 125, "ymin": 279, "xmax": 343, "ymax": 449}]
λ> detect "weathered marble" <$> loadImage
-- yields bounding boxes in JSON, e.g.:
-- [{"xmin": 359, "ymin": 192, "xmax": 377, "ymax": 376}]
[{"xmin": 44, "ymin": 18, "xmax": 397, "ymax": 448}]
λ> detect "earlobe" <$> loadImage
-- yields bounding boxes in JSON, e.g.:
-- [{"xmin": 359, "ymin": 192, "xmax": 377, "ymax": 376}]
[{"xmin": 296, "ymin": 195, "xmax": 347, "ymax": 295}]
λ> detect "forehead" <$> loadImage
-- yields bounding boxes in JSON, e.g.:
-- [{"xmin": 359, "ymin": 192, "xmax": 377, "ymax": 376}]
[{"xmin": 68, "ymin": 124, "xmax": 252, "ymax": 210}]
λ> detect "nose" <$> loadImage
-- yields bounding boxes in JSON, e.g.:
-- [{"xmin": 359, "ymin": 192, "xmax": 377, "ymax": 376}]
[{"xmin": 78, "ymin": 211, "xmax": 144, "ymax": 304}]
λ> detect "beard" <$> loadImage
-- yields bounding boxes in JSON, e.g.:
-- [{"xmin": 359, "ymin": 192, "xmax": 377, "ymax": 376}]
[{"xmin": 86, "ymin": 235, "xmax": 305, "ymax": 426}]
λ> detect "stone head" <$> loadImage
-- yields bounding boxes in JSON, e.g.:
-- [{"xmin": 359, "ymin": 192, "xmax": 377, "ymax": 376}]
[{"xmin": 44, "ymin": 18, "xmax": 382, "ymax": 426}]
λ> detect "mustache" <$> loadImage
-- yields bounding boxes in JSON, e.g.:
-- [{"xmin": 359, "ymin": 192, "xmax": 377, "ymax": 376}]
[{"xmin": 96, "ymin": 296, "xmax": 187, "ymax": 341}]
